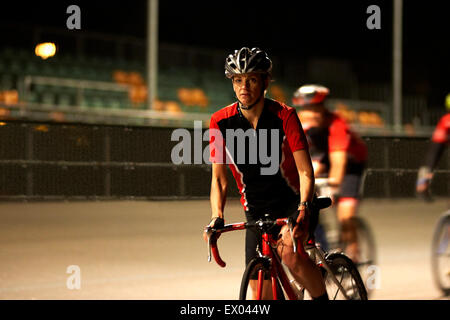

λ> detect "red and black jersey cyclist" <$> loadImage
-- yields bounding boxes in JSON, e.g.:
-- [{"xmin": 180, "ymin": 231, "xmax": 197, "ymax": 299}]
[
  {"xmin": 292, "ymin": 84, "xmax": 368, "ymax": 262},
  {"xmin": 416, "ymin": 93, "xmax": 450, "ymax": 199},
  {"xmin": 203, "ymin": 47, "xmax": 328, "ymax": 300}
]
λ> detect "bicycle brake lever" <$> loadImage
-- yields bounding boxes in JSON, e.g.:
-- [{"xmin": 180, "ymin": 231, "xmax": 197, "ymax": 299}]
[
  {"xmin": 205, "ymin": 226, "xmax": 212, "ymax": 262},
  {"xmin": 208, "ymin": 237, "xmax": 212, "ymax": 262}
]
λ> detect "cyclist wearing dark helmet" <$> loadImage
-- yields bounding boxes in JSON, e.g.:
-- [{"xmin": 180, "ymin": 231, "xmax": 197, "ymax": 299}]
[
  {"xmin": 293, "ymin": 84, "xmax": 368, "ymax": 262},
  {"xmin": 416, "ymin": 93, "xmax": 450, "ymax": 199},
  {"xmin": 203, "ymin": 47, "xmax": 328, "ymax": 300}
]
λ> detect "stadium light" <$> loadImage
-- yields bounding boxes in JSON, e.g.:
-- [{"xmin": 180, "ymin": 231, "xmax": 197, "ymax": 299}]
[
  {"xmin": 147, "ymin": 0, "xmax": 158, "ymax": 110},
  {"xmin": 35, "ymin": 42, "xmax": 57, "ymax": 60},
  {"xmin": 392, "ymin": 0, "xmax": 403, "ymax": 132}
]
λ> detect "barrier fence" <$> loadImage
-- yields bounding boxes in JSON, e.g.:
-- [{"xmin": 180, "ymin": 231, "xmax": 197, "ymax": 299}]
[{"xmin": 0, "ymin": 120, "xmax": 448, "ymax": 201}]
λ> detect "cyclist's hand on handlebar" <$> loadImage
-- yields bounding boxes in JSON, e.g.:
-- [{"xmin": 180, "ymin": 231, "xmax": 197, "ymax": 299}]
[
  {"xmin": 209, "ymin": 217, "xmax": 225, "ymax": 229},
  {"xmin": 203, "ymin": 217, "xmax": 224, "ymax": 242},
  {"xmin": 293, "ymin": 208, "xmax": 309, "ymax": 240}
]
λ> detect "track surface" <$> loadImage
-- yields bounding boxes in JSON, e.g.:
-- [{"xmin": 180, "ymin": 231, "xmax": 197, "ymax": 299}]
[{"xmin": 0, "ymin": 198, "xmax": 449, "ymax": 300}]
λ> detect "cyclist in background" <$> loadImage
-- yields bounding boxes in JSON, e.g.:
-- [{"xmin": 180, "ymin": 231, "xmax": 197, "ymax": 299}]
[
  {"xmin": 416, "ymin": 93, "xmax": 450, "ymax": 198},
  {"xmin": 292, "ymin": 85, "xmax": 368, "ymax": 262},
  {"xmin": 203, "ymin": 47, "xmax": 328, "ymax": 300}
]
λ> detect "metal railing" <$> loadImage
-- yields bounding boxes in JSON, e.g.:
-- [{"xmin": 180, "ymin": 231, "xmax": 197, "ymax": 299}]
[
  {"xmin": 0, "ymin": 120, "xmax": 448, "ymax": 201},
  {"xmin": 21, "ymin": 75, "xmax": 130, "ymax": 107}
]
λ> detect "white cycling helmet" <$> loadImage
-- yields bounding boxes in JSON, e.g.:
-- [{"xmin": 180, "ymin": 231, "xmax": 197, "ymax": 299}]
[
  {"xmin": 292, "ymin": 84, "xmax": 330, "ymax": 107},
  {"xmin": 225, "ymin": 47, "xmax": 272, "ymax": 79}
]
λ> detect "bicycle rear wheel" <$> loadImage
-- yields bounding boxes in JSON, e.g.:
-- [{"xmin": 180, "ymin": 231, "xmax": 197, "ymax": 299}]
[
  {"xmin": 323, "ymin": 252, "xmax": 368, "ymax": 300},
  {"xmin": 239, "ymin": 257, "xmax": 284, "ymax": 300},
  {"xmin": 431, "ymin": 211, "xmax": 450, "ymax": 296}
]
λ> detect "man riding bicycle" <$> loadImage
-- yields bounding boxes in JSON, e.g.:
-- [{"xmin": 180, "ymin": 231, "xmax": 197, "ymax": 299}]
[
  {"xmin": 203, "ymin": 47, "xmax": 328, "ymax": 300},
  {"xmin": 416, "ymin": 93, "xmax": 450, "ymax": 198},
  {"xmin": 292, "ymin": 84, "xmax": 368, "ymax": 262}
]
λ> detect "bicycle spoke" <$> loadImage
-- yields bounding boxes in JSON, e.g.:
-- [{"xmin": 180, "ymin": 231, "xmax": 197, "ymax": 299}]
[
  {"xmin": 324, "ymin": 253, "xmax": 367, "ymax": 300},
  {"xmin": 333, "ymin": 272, "xmax": 344, "ymax": 300}
]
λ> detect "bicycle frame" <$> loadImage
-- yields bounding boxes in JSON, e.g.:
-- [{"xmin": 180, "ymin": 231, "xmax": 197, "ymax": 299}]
[
  {"xmin": 258, "ymin": 230, "xmax": 298, "ymax": 300},
  {"xmin": 206, "ymin": 214, "xmax": 352, "ymax": 300},
  {"xmin": 206, "ymin": 218, "xmax": 300, "ymax": 300}
]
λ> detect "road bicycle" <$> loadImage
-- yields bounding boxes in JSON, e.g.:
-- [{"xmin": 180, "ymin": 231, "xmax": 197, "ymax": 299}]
[
  {"xmin": 205, "ymin": 197, "xmax": 368, "ymax": 300},
  {"xmin": 431, "ymin": 209, "xmax": 450, "ymax": 296},
  {"xmin": 314, "ymin": 177, "xmax": 376, "ymax": 296}
]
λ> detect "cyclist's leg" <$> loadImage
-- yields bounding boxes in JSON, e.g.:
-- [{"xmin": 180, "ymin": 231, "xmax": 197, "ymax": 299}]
[
  {"xmin": 337, "ymin": 197, "xmax": 359, "ymax": 260},
  {"xmin": 336, "ymin": 170, "xmax": 363, "ymax": 262},
  {"xmin": 276, "ymin": 223, "xmax": 327, "ymax": 299}
]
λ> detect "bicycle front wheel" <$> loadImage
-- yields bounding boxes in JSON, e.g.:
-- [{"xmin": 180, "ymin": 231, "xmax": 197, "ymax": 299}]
[
  {"xmin": 431, "ymin": 211, "xmax": 450, "ymax": 296},
  {"xmin": 239, "ymin": 257, "xmax": 281, "ymax": 300},
  {"xmin": 324, "ymin": 252, "xmax": 368, "ymax": 300}
]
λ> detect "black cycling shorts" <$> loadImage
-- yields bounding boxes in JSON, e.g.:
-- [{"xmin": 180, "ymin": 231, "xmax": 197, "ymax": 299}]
[
  {"xmin": 244, "ymin": 199, "xmax": 299, "ymax": 268},
  {"xmin": 337, "ymin": 162, "xmax": 366, "ymax": 199}
]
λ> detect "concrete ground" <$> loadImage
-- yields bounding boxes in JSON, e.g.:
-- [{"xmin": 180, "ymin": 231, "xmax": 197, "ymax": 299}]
[{"xmin": 0, "ymin": 198, "xmax": 449, "ymax": 300}]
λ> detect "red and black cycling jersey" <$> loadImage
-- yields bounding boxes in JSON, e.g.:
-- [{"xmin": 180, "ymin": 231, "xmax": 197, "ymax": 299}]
[
  {"xmin": 209, "ymin": 99, "xmax": 308, "ymax": 213},
  {"xmin": 305, "ymin": 112, "xmax": 368, "ymax": 171}
]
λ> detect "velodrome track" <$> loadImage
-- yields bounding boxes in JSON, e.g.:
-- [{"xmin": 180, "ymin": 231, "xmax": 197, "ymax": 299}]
[{"xmin": 0, "ymin": 198, "xmax": 449, "ymax": 300}]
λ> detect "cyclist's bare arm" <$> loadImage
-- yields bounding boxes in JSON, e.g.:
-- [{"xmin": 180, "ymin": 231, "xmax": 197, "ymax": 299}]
[
  {"xmin": 210, "ymin": 162, "xmax": 228, "ymax": 221},
  {"xmin": 292, "ymin": 149, "xmax": 315, "ymax": 233},
  {"xmin": 293, "ymin": 149, "xmax": 315, "ymax": 204},
  {"xmin": 204, "ymin": 163, "xmax": 228, "ymax": 242},
  {"xmin": 312, "ymin": 161, "xmax": 328, "ymax": 177},
  {"xmin": 425, "ymin": 141, "xmax": 446, "ymax": 171},
  {"xmin": 328, "ymin": 150, "xmax": 347, "ymax": 186}
]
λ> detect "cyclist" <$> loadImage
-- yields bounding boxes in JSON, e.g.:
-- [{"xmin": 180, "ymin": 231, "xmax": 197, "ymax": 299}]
[
  {"xmin": 292, "ymin": 84, "xmax": 368, "ymax": 262},
  {"xmin": 416, "ymin": 93, "xmax": 450, "ymax": 198},
  {"xmin": 203, "ymin": 47, "xmax": 328, "ymax": 300}
]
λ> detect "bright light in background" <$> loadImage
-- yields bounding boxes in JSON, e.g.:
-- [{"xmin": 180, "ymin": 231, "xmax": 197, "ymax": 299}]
[{"xmin": 35, "ymin": 42, "xmax": 57, "ymax": 60}]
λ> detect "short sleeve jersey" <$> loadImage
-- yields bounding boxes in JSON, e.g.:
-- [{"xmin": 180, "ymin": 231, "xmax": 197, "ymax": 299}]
[
  {"xmin": 209, "ymin": 99, "xmax": 308, "ymax": 212},
  {"xmin": 431, "ymin": 113, "xmax": 450, "ymax": 145},
  {"xmin": 305, "ymin": 113, "xmax": 368, "ymax": 165}
]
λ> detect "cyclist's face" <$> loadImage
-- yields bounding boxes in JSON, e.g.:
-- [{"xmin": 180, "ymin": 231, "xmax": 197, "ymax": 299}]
[{"xmin": 232, "ymin": 73, "xmax": 266, "ymax": 107}]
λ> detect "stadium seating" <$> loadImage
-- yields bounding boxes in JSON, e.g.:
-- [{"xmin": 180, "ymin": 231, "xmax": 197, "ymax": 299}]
[{"xmin": 1, "ymin": 46, "xmax": 385, "ymax": 122}]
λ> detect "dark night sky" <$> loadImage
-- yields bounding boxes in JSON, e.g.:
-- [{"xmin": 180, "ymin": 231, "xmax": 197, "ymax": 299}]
[{"xmin": 1, "ymin": 0, "xmax": 449, "ymax": 105}]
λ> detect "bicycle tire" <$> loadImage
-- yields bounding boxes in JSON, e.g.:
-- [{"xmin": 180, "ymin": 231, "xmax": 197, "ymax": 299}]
[
  {"xmin": 339, "ymin": 217, "xmax": 376, "ymax": 295},
  {"xmin": 324, "ymin": 252, "xmax": 368, "ymax": 300},
  {"xmin": 239, "ymin": 257, "xmax": 285, "ymax": 300},
  {"xmin": 431, "ymin": 211, "xmax": 450, "ymax": 296}
]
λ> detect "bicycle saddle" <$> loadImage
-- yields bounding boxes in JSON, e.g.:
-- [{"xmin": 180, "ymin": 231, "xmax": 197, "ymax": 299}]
[{"xmin": 315, "ymin": 196, "xmax": 332, "ymax": 210}]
